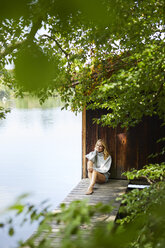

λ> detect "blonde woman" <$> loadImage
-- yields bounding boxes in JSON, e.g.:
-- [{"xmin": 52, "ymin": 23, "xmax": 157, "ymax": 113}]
[{"xmin": 85, "ymin": 139, "xmax": 112, "ymax": 195}]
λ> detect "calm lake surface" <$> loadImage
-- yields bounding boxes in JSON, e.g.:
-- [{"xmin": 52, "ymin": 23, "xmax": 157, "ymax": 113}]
[{"xmin": 0, "ymin": 97, "xmax": 82, "ymax": 248}]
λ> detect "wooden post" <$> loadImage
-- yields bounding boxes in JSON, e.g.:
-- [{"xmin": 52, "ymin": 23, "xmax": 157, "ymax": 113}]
[{"xmin": 82, "ymin": 107, "xmax": 87, "ymax": 178}]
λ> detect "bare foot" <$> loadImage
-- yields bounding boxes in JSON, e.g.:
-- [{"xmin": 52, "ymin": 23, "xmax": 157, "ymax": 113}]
[{"xmin": 85, "ymin": 187, "xmax": 93, "ymax": 195}]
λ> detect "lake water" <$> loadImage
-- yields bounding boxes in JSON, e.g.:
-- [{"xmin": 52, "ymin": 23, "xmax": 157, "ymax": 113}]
[{"xmin": 0, "ymin": 97, "xmax": 82, "ymax": 248}]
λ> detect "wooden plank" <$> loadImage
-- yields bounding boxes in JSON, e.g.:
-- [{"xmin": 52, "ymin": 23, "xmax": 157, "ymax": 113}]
[
  {"xmin": 82, "ymin": 107, "xmax": 87, "ymax": 178},
  {"xmin": 116, "ymin": 128, "xmax": 127, "ymax": 178},
  {"xmin": 86, "ymin": 109, "xmax": 99, "ymax": 155},
  {"xmin": 57, "ymin": 179, "xmax": 128, "ymax": 218}
]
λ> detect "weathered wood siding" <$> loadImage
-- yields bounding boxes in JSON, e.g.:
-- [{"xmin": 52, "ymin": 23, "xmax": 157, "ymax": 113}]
[{"xmin": 82, "ymin": 108, "xmax": 165, "ymax": 179}]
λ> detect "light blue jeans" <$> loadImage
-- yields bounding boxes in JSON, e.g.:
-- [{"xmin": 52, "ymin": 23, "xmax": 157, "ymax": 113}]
[{"xmin": 103, "ymin": 172, "xmax": 109, "ymax": 182}]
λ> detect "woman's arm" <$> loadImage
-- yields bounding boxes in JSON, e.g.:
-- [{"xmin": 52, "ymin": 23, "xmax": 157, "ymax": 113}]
[
  {"xmin": 87, "ymin": 160, "xmax": 94, "ymax": 172},
  {"xmin": 86, "ymin": 150, "xmax": 97, "ymax": 173},
  {"xmin": 96, "ymin": 155, "xmax": 112, "ymax": 173},
  {"xmin": 85, "ymin": 150, "xmax": 97, "ymax": 162}
]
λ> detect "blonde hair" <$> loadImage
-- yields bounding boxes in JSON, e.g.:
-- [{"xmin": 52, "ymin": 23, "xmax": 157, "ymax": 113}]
[{"xmin": 95, "ymin": 139, "xmax": 110, "ymax": 160}]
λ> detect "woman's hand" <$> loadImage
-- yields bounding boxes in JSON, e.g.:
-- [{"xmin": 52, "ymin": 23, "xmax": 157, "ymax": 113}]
[{"xmin": 94, "ymin": 148, "xmax": 98, "ymax": 153}]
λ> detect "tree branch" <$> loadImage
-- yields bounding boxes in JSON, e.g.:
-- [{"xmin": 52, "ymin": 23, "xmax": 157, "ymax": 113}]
[
  {"xmin": 0, "ymin": 17, "xmax": 43, "ymax": 60},
  {"xmin": 141, "ymin": 176, "xmax": 154, "ymax": 185},
  {"xmin": 27, "ymin": 17, "xmax": 43, "ymax": 43},
  {"xmin": 41, "ymin": 34, "xmax": 70, "ymax": 58}
]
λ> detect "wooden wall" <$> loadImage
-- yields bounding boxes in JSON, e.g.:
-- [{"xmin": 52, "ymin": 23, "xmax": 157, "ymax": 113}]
[{"xmin": 82, "ymin": 108, "xmax": 165, "ymax": 179}]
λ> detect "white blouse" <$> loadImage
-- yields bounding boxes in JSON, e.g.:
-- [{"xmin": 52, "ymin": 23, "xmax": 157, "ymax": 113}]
[{"xmin": 85, "ymin": 150, "xmax": 112, "ymax": 174}]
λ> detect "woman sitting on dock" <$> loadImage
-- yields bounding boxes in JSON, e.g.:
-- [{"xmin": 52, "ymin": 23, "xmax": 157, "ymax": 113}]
[{"xmin": 85, "ymin": 139, "xmax": 112, "ymax": 195}]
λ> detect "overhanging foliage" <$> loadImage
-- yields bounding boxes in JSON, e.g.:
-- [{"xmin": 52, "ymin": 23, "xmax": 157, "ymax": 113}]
[{"xmin": 0, "ymin": 0, "xmax": 164, "ymax": 127}]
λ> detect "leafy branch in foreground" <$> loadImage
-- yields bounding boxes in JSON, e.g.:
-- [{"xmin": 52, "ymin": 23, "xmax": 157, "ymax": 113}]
[
  {"xmin": 0, "ymin": 198, "xmax": 113, "ymax": 248},
  {"xmin": 117, "ymin": 162, "xmax": 165, "ymax": 226},
  {"xmin": 1, "ymin": 188, "xmax": 165, "ymax": 248},
  {"xmin": 122, "ymin": 162, "xmax": 165, "ymax": 184},
  {"xmin": 117, "ymin": 181, "xmax": 165, "ymax": 226}
]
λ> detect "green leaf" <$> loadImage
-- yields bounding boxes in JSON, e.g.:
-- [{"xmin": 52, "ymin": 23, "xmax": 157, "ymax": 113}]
[
  {"xmin": 0, "ymin": 223, "xmax": 4, "ymax": 228},
  {"xmin": 8, "ymin": 227, "xmax": 14, "ymax": 236}
]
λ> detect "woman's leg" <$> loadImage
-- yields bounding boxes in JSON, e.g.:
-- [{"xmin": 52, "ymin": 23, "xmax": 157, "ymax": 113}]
[
  {"xmin": 86, "ymin": 170, "xmax": 106, "ymax": 195},
  {"xmin": 87, "ymin": 160, "xmax": 93, "ymax": 181},
  {"xmin": 96, "ymin": 172, "xmax": 107, "ymax": 183}
]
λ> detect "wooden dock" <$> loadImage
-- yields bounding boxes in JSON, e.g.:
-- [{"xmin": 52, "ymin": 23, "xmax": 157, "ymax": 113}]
[
  {"xmin": 33, "ymin": 179, "xmax": 128, "ymax": 247},
  {"xmin": 57, "ymin": 178, "xmax": 129, "ymax": 221}
]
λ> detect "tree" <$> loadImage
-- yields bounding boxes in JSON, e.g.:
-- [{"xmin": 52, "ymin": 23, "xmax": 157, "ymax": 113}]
[{"xmin": 0, "ymin": 0, "xmax": 164, "ymax": 127}]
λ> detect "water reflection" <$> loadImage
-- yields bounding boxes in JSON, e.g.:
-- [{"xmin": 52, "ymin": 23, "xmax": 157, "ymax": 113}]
[{"xmin": 0, "ymin": 96, "xmax": 82, "ymax": 248}]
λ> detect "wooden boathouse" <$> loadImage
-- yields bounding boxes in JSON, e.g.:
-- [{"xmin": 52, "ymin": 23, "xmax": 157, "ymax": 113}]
[
  {"xmin": 82, "ymin": 108, "xmax": 165, "ymax": 179},
  {"xmin": 60, "ymin": 108, "xmax": 165, "ymax": 213}
]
